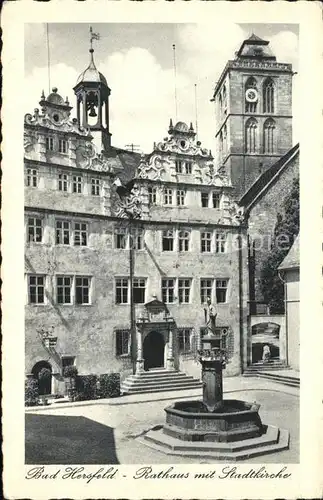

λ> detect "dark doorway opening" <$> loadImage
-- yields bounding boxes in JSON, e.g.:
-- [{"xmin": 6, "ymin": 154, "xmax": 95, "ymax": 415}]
[
  {"xmin": 32, "ymin": 361, "xmax": 52, "ymax": 395},
  {"xmin": 143, "ymin": 330, "xmax": 165, "ymax": 371},
  {"xmin": 251, "ymin": 323, "xmax": 280, "ymax": 364}
]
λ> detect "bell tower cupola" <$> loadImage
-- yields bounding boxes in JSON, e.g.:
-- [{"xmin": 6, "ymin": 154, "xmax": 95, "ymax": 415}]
[{"xmin": 73, "ymin": 27, "xmax": 111, "ymax": 152}]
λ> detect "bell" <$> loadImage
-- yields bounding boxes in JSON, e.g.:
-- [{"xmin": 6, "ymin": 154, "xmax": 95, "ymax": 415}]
[{"xmin": 89, "ymin": 107, "xmax": 97, "ymax": 117}]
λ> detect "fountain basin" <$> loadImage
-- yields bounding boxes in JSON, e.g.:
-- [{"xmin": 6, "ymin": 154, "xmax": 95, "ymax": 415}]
[{"xmin": 164, "ymin": 399, "xmax": 264, "ymax": 442}]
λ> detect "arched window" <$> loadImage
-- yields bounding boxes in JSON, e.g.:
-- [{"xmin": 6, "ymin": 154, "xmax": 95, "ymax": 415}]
[
  {"xmin": 219, "ymin": 130, "xmax": 223, "ymax": 157},
  {"xmin": 263, "ymin": 78, "xmax": 275, "ymax": 113},
  {"xmin": 245, "ymin": 118, "xmax": 258, "ymax": 153},
  {"xmin": 245, "ymin": 77, "xmax": 258, "ymax": 113},
  {"xmin": 222, "ymin": 85, "xmax": 227, "ymax": 113},
  {"xmin": 223, "ymin": 124, "xmax": 227, "ymax": 155},
  {"xmin": 263, "ymin": 118, "xmax": 276, "ymax": 153},
  {"xmin": 218, "ymin": 93, "xmax": 223, "ymax": 115}
]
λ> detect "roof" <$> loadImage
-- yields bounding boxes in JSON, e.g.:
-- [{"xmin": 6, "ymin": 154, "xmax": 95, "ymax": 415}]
[
  {"xmin": 239, "ymin": 143, "xmax": 299, "ymax": 211},
  {"xmin": 236, "ymin": 33, "xmax": 275, "ymax": 60},
  {"xmin": 109, "ymin": 147, "xmax": 141, "ymax": 184},
  {"xmin": 279, "ymin": 235, "xmax": 300, "ymax": 270},
  {"xmin": 246, "ymin": 33, "xmax": 268, "ymax": 44},
  {"xmin": 46, "ymin": 88, "xmax": 65, "ymax": 105},
  {"xmin": 76, "ymin": 49, "xmax": 108, "ymax": 86}
]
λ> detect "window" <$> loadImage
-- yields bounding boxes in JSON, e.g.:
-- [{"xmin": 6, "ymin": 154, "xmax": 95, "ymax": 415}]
[
  {"xmin": 130, "ymin": 227, "xmax": 144, "ymax": 250},
  {"xmin": 74, "ymin": 222, "xmax": 87, "ymax": 246},
  {"xmin": 223, "ymin": 125, "xmax": 227, "ymax": 155},
  {"xmin": 56, "ymin": 220, "xmax": 70, "ymax": 245},
  {"xmin": 27, "ymin": 217, "xmax": 43, "ymax": 243},
  {"xmin": 28, "ymin": 275, "xmax": 45, "ymax": 304},
  {"xmin": 91, "ymin": 178, "xmax": 100, "ymax": 196},
  {"xmin": 263, "ymin": 78, "xmax": 274, "ymax": 113},
  {"xmin": 58, "ymin": 173, "xmax": 68, "ymax": 192},
  {"xmin": 56, "ymin": 276, "xmax": 72, "ymax": 304},
  {"xmin": 162, "ymin": 278, "xmax": 175, "ymax": 303},
  {"xmin": 46, "ymin": 137, "xmax": 54, "ymax": 151},
  {"xmin": 148, "ymin": 186, "xmax": 157, "ymax": 205},
  {"xmin": 263, "ymin": 119, "xmax": 276, "ymax": 153},
  {"xmin": 115, "ymin": 227, "xmax": 127, "ymax": 249},
  {"xmin": 72, "ymin": 175, "xmax": 82, "ymax": 194},
  {"xmin": 75, "ymin": 277, "xmax": 90, "ymax": 304},
  {"xmin": 178, "ymin": 328, "xmax": 193, "ymax": 353},
  {"xmin": 215, "ymin": 231, "xmax": 226, "ymax": 253},
  {"xmin": 216, "ymin": 279, "xmax": 228, "ymax": 303},
  {"xmin": 61, "ymin": 356, "xmax": 75, "ymax": 370},
  {"xmin": 58, "ymin": 139, "xmax": 67, "ymax": 154},
  {"xmin": 245, "ymin": 118, "xmax": 258, "ymax": 153},
  {"xmin": 212, "ymin": 192, "xmax": 220, "ymax": 208},
  {"xmin": 222, "ymin": 85, "xmax": 227, "ymax": 113},
  {"xmin": 133, "ymin": 278, "xmax": 146, "ymax": 304},
  {"xmin": 164, "ymin": 188, "xmax": 173, "ymax": 205},
  {"xmin": 162, "ymin": 229, "xmax": 174, "ymax": 251},
  {"xmin": 200, "ymin": 279, "xmax": 213, "ymax": 304},
  {"xmin": 177, "ymin": 189, "xmax": 186, "ymax": 206},
  {"xmin": 219, "ymin": 130, "xmax": 223, "ymax": 158},
  {"xmin": 26, "ymin": 168, "xmax": 38, "ymax": 187},
  {"xmin": 245, "ymin": 77, "xmax": 258, "ymax": 113},
  {"xmin": 201, "ymin": 232, "xmax": 212, "ymax": 253},
  {"xmin": 116, "ymin": 278, "xmax": 128, "ymax": 304},
  {"xmin": 185, "ymin": 162, "xmax": 192, "ymax": 174},
  {"xmin": 178, "ymin": 279, "xmax": 191, "ymax": 304},
  {"xmin": 175, "ymin": 160, "xmax": 183, "ymax": 173},
  {"xmin": 201, "ymin": 192, "xmax": 209, "ymax": 208},
  {"xmin": 116, "ymin": 330, "xmax": 130, "ymax": 356},
  {"xmin": 178, "ymin": 230, "xmax": 190, "ymax": 252}
]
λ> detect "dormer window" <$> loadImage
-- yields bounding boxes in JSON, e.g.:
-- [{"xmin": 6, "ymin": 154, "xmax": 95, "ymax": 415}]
[
  {"xmin": 59, "ymin": 138, "xmax": 68, "ymax": 154},
  {"xmin": 46, "ymin": 137, "xmax": 54, "ymax": 151},
  {"xmin": 175, "ymin": 160, "xmax": 183, "ymax": 173},
  {"xmin": 185, "ymin": 162, "xmax": 192, "ymax": 174}
]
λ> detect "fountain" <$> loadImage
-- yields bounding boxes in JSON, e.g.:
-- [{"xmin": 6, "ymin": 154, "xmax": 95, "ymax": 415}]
[{"xmin": 142, "ymin": 300, "xmax": 289, "ymax": 460}]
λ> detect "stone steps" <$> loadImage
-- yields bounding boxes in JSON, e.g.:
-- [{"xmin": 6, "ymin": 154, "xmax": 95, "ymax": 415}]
[
  {"xmin": 121, "ymin": 369, "xmax": 202, "ymax": 395},
  {"xmin": 243, "ymin": 366, "xmax": 300, "ymax": 388},
  {"xmin": 141, "ymin": 425, "xmax": 289, "ymax": 461}
]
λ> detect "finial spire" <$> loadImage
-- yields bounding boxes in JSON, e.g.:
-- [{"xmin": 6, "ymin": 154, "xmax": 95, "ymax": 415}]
[{"xmin": 89, "ymin": 26, "xmax": 100, "ymax": 53}]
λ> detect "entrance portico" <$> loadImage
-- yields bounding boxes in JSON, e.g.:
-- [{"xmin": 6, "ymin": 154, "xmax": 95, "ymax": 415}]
[{"xmin": 135, "ymin": 297, "xmax": 175, "ymax": 374}]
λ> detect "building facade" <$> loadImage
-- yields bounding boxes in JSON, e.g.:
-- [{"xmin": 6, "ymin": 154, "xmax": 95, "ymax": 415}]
[
  {"xmin": 24, "ymin": 45, "xmax": 249, "ymax": 395},
  {"xmin": 212, "ymin": 34, "xmax": 294, "ymax": 199}
]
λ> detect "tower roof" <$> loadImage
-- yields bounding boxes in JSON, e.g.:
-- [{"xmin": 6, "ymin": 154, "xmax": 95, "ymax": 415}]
[
  {"xmin": 76, "ymin": 48, "xmax": 108, "ymax": 86},
  {"xmin": 236, "ymin": 33, "xmax": 276, "ymax": 60}
]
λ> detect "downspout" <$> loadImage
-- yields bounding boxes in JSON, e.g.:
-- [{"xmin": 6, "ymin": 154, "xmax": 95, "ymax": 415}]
[{"xmin": 278, "ymin": 269, "xmax": 288, "ymax": 366}]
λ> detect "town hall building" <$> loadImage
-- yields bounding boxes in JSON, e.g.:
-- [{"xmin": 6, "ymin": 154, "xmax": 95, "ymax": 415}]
[{"xmin": 24, "ymin": 33, "xmax": 299, "ymax": 395}]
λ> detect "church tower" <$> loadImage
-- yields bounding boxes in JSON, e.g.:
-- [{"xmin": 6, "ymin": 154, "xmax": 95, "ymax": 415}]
[
  {"xmin": 73, "ymin": 28, "xmax": 111, "ymax": 152},
  {"xmin": 212, "ymin": 34, "xmax": 294, "ymax": 199}
]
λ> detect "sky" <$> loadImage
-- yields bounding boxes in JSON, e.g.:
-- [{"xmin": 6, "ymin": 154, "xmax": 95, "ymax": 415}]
[{"xmin": 25, "ymin": 23, "xmax": 299, "ymax": 155}]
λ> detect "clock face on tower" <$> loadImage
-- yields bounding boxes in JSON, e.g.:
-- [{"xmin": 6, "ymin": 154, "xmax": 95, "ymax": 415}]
[{"xmin": 245, "ymin": 88, "xmax": 258, "ymax": 103}]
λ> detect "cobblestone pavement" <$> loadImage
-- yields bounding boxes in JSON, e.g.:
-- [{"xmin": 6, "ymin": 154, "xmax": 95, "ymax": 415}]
[{"xmin": 25, "ymin": 377, "xmax": 299, "ymax": 464}]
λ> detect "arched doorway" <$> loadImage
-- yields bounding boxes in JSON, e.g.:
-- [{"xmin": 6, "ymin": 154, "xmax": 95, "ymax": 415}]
[
  {"xmin": 251, "ymin": 323, "xmax": 280, "ymax": 364},
  {"xmin": 143, "ymin": 331, "xmax": 165, "ymax": 370},
  {"xmin": 32, "ymin": 361, "xmax": 52, "ymax": 395}
]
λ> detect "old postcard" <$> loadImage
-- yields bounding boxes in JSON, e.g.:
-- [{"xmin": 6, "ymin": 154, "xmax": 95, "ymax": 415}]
[{"xmin": 2, "ymin": 0, "xmax": 323, "ymax": 498}]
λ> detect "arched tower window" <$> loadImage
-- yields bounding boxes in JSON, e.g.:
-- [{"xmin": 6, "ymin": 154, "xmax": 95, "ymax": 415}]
[
  {"xmin": 245, "ymin": 77, "xmax": 258, "ymax": 113},
  {"xmin": 222, "ymin": 85, "xmax": 227, "ymax": 113},
  {"xmin": 223, "ymin": 124, "xmax": 227, "ymax": 155},
  {"xmin": 245, "ymin": 118, "xmax": 258, "ymax": 153},
  {"xmin": 263, "ymin": 78, "xmax": 275, "ymax": 113},
  {"xmin": 263, "ymin": 118, "xmax": 276, "ymax": 153}
]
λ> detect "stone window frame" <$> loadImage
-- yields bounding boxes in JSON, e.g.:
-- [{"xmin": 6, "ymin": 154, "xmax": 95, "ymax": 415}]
[
  {"xmin": 201, "ymin": 191, "xmax": 210, "ymax": 208},
  {"xmin": 245, "ymin": 117, "xmax": 258, "ymax": 154},
  {"xmin": 201, "ymin": 231, "xmax": 212, "ymax": 253},
  {"xmin": 161, "ymin": 277, "xmax": 176, "ymax": 304},
  {"xmin": 176, "ymin": 189, "xmax": 186, "ymax": 206},
  {"xmin": 216, "ymin": 278, "xmax": 229, "ymax": 303},
  {"xmin": 130, "ymin": 227, "xmax": 145, "ymax": 250},
  {"xmin": 27, "ymin": 215, "xmax": 43, "ymax": 244},
  {"xmin": 178, "ymin": 278, "xmax": 192, "ymax": 304},
  {"xmin": 262, "ymin": 77, "xmax": 275, "ymax": 114},
  {"xmin": 200, "ymin": 278, "xmax": 214, "ymax": 304},
  {"xmin": 177, "ymin": 327, "xmax": 194, "ymax": 353},
  {"xmin": 73, "ymin": 221, "xmax": 88, "ymax": 247},
  {"xmin": 212, "ymin": 192, "xmax": 221, "ymax": 209},
  {"xmin": 58, "ymin": 172, "xmax": 69, "ymax": 192},
  {"xmin": 115, "ymin": 277, "xmax": 129, "ymax": 304},
  {"xmin": 45, "ymin": 135, "xmax": 55, "ymax": 152},
  {"xmin": 215, "ymin": 231, "xmax": 227, "ymax": 254},
  {"xmin": 72, "ymin": 174, "xmax": 83, "ymax": 194},
  {"xmin": 115, "ymin": 329, "xmax": 131, "ymax": 357},
  {"xmin": 133, "ymin": 277, "xmax": 147, "ymax": 304},
  {"xmin": 148, "ymin": 186, "xmax": 157, "ymax": 205},
  {"xmin": 75, "ymin": 276, "xmax": 91, "ymax": 305},
  {"xmin": 162, "ymin": 229, "xmax": 175, "ymax": 252},
  {"xmin": 27, "ymin": 274, "xmax": 46, "ymax": 305},
  {"xmin": 91, "ymin": 177, "xmax": 101, "ymax": 196},
  {"xmin": 25, "ymin": 167, "xmax": 38, "ymax": 188},
  {"xmin": 245, "ymin": 77, "xmax": 258, "ymax": 113},
  {"xmin": 263, "ymin": 118, "xmax": 276, "ymax": 154},
  {"xmin": 58, "ymin": 137, "xmax": 68, "ymax": 155},
  {"xmin": 175, "ymin": 159, "xmax": 183, "ymax": 174},
  {"xmin": 163, "ymin": 187, "xmax": 173, "ymax": 206},
  {"xmin": 54, "ymin": 274, "xmax": 92, "ymax": 306},
  {"xmin": 178, "ymin": 229, "xmax": 190, "ymax": 252}
]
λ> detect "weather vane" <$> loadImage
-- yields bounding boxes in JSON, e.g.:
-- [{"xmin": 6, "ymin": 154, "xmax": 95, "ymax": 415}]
[{"xmin": 89, "ymin": 26, "xmax": 100, "ymax": 51}]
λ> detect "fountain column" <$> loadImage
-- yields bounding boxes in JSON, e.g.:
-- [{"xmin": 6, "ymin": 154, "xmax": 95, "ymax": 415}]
[{"xmin": 135, "ymin": 326, "xmax": 144, "ymax": 373}]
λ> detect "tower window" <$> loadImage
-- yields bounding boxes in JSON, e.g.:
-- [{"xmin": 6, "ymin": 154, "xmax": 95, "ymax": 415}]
[
  {"xmin": 263, "ymin": 119, "xmax": 276, "ymax": 153},
  {"xmin": 59, "ymin": 139, "xmax": 67, "ymax": 154},
  {"xmin": 263, "ymin": 78, "xmax": 275, "ymax": 113},
  {"xmin": 245, "ymin": 77, "xmax": 258, "ymax": 113},
  {"xmin": 245, "ymin": 118, "xmax": 258, "ymax": 153},
  {"xmin": 46, "ymin": 137, "xmax": 54, "ymax": 151}
]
